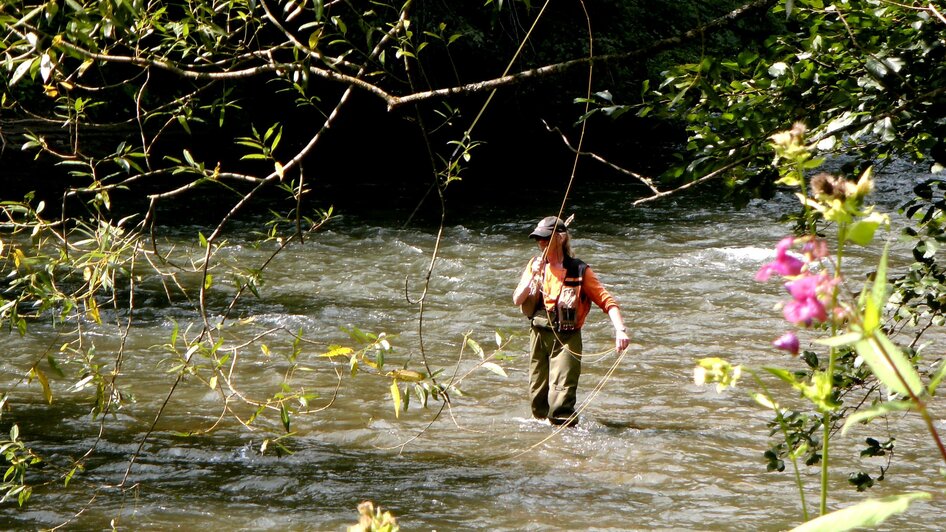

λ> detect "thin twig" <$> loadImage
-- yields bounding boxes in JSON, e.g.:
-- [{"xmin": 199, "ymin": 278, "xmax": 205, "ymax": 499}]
[{"xmin": 632, "ymin": 155, "xmax": 754, "ymax": 206}]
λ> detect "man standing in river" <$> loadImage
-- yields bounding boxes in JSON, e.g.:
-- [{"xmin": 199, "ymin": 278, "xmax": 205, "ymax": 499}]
[{"xmin": 512, "ymin": 216, "xmax": 631, "ymax": 426}]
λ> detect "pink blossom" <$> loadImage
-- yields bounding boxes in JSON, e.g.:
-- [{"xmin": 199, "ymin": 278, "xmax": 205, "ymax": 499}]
[
  {"xmin": 802, "ymin": 238, "xmax": 829, "ymax": 261},
  {"xmin": 772, "ymin": 332, "xmax": 800, "ymax": 355},
  {"xmin": 782, "ymin": 273, "xmax": 836, "ymax": 325},
  {"xmin": 757, "ymin": 236, "xmax": 840, "ymax": 328},
  {"xmin": 755, "ymin": 237, "xmax": 804, "ymax": 281},
  {"xmin": 783, "ymin": 297, "xmax": 828, "ymax": 325},
  {"xmin": 784, "ymin": 274, "xmax": 823, "ymax": 301}
]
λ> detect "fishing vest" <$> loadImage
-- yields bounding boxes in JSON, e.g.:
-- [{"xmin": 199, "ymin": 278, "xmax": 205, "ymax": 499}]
[
  {"xmin": 555, "ymin": 256, "xmax": 588, "ymax": 331},
  {"xmin": 531, "ymin": 256, "xmax": 588, "ymax": 331}
]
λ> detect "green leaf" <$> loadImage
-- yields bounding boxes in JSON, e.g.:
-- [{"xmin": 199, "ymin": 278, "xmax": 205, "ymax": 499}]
[
  {"xmin": 465, "ymin": 338, "xmax": 484, "ymax": 358},
  {"xmin": 246, "ymin": 404, "xmax": 265, "ymax": 426},
  {"xmin": 481, "ymin": 362, "xmax": 507, "ymax": 377},
  {"xmin": 320, "ymin": 346, "xmax": 353, "ymax": 358},
  {"xmin": 871, "ymin": 243, "xmax": 889, "ymax": 310},
  {"xmin": 854, "ymin": 332, "xmax": 923, "ymax": 397},
  {"xmin": 344, "ymin": 326, "xmax": 372, "ymax": 344},
  {"xmin": 846, "ymin": 212, "xmax": 887, "ymax": 246},
  {"xmin": 388, "ymin": 369, "xmax": 425, "ymax": 382},
  {"xmin": 814, "ymin": 332, "xmax": 862, "ymax": 347},
  {"xmin": 332, "ymin": 16, "xmax": 346, "ymax": 35},
  {"xmin": 861, "ymin": 244, "xmax": 889, "ymax": 334},
  {"xmin": 751, "ymin": 392, "xmax": 778, "ymax": 410},
  {"xmin": 46, "ymin": 353, "xmax": 66, "ymax": 378},
  {"xmin": 841, "ymin": 400, "xmax": 914, "ymax": 435},
  {"xmin": 10, "ymin": 58, "xmax": 36, "ymax": 86},
  {"xmin": 308, "ymin": 29, "xmax": 321, "ymax": 50},
  {"xmin": 763, "ymin": 367, "xmax": 798, "ymax": 386},
  {"xmin": 825, "ymin": 110, "xmax": 858, "ymax": 134},
  {"xmin": 17, "ymin": 486, "xmax": 31, "ymax": 506},
  {"xmin": 928, "ymin": 359, "xmax": 946, "ymax": 396},
  {"xmin": 234, "ymin": 139, "xmax": 264, "ymax": 149},
  {"xmin": 391, "ymin": 380, "xmax": 401, "ymax": 418},
  {"xmin": 169, "ymin": 321, "xmax": 180, "ymax": 349},
  {"xmin": 862, "ymin": 296, "xmax": 880, "ymax": 335},
  {"xmin": 280, "ymin": 404, "xmax": 290, "ymax": 432},
  {"xmin": 768, "ymin": 62, "xmax": 788, "ymax": 77},
  {"xmin": 176, "ymin": 115, "xmax": 191, "ymax": 134},
  {"xmin": 64, "ymin": 465, "xmax": 79, "ymax": 488},
  {"xmin": 32, "ymin": 367, "xmax": 52, "ymax": 404},
  {"xmin": 790, "ymin": 492, "xmax": 930, "ymax": 532}
]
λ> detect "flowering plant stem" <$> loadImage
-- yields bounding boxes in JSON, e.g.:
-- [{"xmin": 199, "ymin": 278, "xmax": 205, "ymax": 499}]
[
  {"xmin": 819, "ymin": 227, "xmax": 845, "ymax": 515},
  {"xmin": 699, "ymin": 122, "xmax": 944, "ymax": 529},
  {"xmin": 752, "ymin": 372, "xmax": 810, "ymax": 522}
]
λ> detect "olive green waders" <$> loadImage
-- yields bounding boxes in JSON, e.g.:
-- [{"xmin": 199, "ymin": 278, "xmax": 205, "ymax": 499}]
[{"xmin": 529, "ymin": 324, "xmax": 582, "ymax": 426}]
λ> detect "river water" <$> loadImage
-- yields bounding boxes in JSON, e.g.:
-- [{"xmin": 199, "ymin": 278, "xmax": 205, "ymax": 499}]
[{"xmin": 1, "ymin": 162, "xmax": 945, "ymax": 530}]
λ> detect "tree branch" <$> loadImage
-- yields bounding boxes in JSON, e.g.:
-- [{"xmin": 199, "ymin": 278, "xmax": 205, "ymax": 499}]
[
  {"xmin": 386, "ymin": 0, "xmax": 778, "ymax": 109},
  {"xmin": 632, "ymin": 155, "xmax": 754, "ymax": 206},
  {"xmin": 37, "ymin": 0, "xmax": 776, "ymax": 112},
  {"xmin": 45, "ymin": 32, "xmax": 399, "ymax": 104},
  {"xmin": 545, "ymin": 120, "xmax": 661, "ymax": 195}
]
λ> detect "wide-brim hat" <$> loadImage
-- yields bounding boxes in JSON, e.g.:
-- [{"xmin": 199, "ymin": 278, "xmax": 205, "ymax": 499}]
[{"xmin": 529, "ymin": 216, "xmax": 568, "ymax": 239}]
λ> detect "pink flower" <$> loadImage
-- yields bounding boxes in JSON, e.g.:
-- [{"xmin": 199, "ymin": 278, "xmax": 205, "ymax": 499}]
[
  {"xmin": 783, "ymin": 297, "xmax": 827, "ymax": 325},
  {"xmin": 782, "ymin": 273, "xmax": 836, "ymax": 326},
  {"xmin": 755, "ymin": 237, "xmax": 804, "ymax": 281},
  {"xmin": 773, "ymin": 332, "xmax": 800, "ymax": 355},
  {"xmin": 784, "ymin": 274, "xmax": 822, "ymax": 301},
  {"xmin": 802, "ymin": 238, "xmax": 829, "ymax": 261}
]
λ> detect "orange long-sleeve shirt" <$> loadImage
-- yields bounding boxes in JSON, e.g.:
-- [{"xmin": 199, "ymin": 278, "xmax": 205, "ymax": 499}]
[{"xmin": 521, "ymin": 257, "xmax": 618, "ymax": 330}]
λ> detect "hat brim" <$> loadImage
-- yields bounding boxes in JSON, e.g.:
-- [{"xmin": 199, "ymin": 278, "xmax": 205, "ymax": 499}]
[
  {"xmin": 529, "ymin": 227, "xmax": 560, "ymax": 239},
  {"xmin": 529, "ymin": 216, "xmax": 568, "ymax": 239}
]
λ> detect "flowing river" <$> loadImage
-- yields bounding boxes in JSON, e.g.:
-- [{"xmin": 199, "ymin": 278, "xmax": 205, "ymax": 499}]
[{"xmin": 1, "ymin": 161, "xmax": 945, "ymax": 530}]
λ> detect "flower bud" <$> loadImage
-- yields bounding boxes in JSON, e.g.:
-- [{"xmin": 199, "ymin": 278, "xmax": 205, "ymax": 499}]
[
  {"xmin": 810, "ymin": 172, "xmax": 847, "ymax": 200},
  {"xmin": 773, "ymin": 332, "xmax": 800, "ymax": 355}
]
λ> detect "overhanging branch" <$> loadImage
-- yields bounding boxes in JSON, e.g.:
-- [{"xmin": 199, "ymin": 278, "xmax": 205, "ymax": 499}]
[
  {"xmin": 386, "ymin": 0, "xmax": 778, "ymax": 110},
  {"xmin": 35, "ymin": 0, "xmax": 776, "ymax": 111}
]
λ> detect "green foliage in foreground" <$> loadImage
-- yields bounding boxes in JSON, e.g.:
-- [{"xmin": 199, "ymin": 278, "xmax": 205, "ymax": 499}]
[
  {"xmin": 697, "ymin": 126, "xmax": 944, "ymax": 529},
  {"xmin": 581, "ymin": 2, "xmax": 946, "ymax": 524},
  {"xmin": 1, "ymin": 0, "xmax": 531, "ymax": 517},
  {"xmin": 791, "ymin": 492, "xmax": 931, "ymax": 532},
  {"xmin": 348, "ymin": 500, "xmax": 399, "ymax": 532}
]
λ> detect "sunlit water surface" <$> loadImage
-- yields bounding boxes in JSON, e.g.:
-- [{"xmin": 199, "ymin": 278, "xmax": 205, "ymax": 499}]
[{"xmin": 2, "ymin": 160, "xmax": 945, "ymax": 530}]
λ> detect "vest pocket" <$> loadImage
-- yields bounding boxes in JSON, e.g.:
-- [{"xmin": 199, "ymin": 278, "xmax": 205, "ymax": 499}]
[{"xmin": 556, "ymin": 286, "xmax": 579, "ymax": 331}]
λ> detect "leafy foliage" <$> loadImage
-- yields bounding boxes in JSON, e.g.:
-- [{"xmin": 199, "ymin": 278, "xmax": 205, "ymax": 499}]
[
  {"xmin": 585, "ymin": 1, "xmax": 946, "ymax": 202},
  {"xmin": 697, "ymin": 123, "xmax": 946, "ymax": 529},
  {"xmin": 0, "ymin": 424, "xmax": 40, "ymax": 507},
  {"xmin": 0, "ymin": 0, "xmax": 522, "ymax": 509}
]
